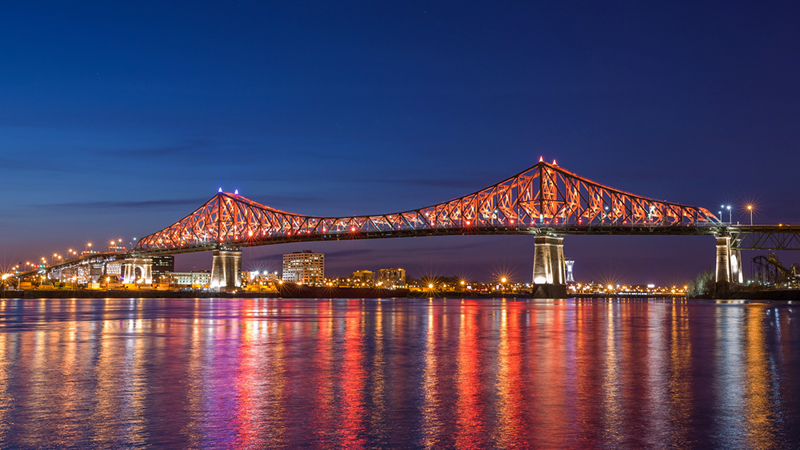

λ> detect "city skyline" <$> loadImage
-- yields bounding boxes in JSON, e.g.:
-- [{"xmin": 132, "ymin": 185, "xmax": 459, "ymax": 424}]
[{"xmin": 2, "ymin": 2, "xmax": 799, "ymax": 284}]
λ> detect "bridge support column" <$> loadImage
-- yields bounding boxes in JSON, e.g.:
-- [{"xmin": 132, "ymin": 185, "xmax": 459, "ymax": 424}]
[
  {"xmin": 532, "ymin": 235, "xmax": 567, "ymax": 298},
  {"xmin": 122, "ymin": 258, "xmax": 153, "ymax": 285},
  {"xmin": 715, "ymin": 236, "xmax": 742, "ymax": 294},
  {"xmin": 210, "ymin": 249, "xmax": 242, "ymax": 290}
]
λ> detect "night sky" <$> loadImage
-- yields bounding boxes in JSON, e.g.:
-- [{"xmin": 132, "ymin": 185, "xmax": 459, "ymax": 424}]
[{"xmin": 2, "ymin": 2, "xmax": 799, "ymax": 285}]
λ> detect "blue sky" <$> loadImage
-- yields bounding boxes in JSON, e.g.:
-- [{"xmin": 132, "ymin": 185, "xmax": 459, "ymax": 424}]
[{"xmin": 2, "ymin": 2, "xmax": 799, "ymax": 283}]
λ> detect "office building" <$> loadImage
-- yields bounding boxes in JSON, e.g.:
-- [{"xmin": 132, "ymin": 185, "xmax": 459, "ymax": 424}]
[
  {"xmin": 377, "ymin": 267, "xmax": 406, "ymax": 289},
  {"xmin": 282, "ymin": 250, "xmax": 324, "ymax": 284},
  {"xmin": 151, "ymin": 256, "xmax": 175, "ymax": 283}
]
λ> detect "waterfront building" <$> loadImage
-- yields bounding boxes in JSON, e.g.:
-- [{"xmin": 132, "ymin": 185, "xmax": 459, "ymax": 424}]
[
  {"xmin": 167, "ymin": 271, "xmax": 211, "ymax": 287},
  {"xmin": 377, "ymin": 267, "xmax": 406, "ymax": 289},
  {"xmin": 246, "ymin": 270, "xmax": 279, "ymax": 284},
  {"xmin": 151, "ymin": 256, "xmax": 174, "ymax": 283},
  {"xmin": 350, "ymin": 270, "xmax": 375, "ymax": 287},
  {"xmin": 282, "ymin": 250, "xmax": 324, "ymax": 284},
  {"xmin": 107, "ymin": 261, "xmax": 124, "ymax": 278}
]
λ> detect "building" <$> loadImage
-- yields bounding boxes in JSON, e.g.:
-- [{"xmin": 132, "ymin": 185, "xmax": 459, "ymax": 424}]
[
  {"xmin": 350, "ymin": 270, "xmax": 375, "ymax": 288},
  {"xmin": 282, "ymin": 250, "xmax": 324, "ymax": 284},
  {"xmin": 245, "ymin": 270, "xmax": 279, "ymax": 284},
  {"xmin": 106, "ymin": 261, "xmax": 124, "ymax": 279},
  {"xmin": 377, "ymin": 268, "xmax": 406, "ymax": 289},
  {"xmin": 151, "ymin": 256, "xmax": 175, "ymax": 283},
  {"xmin": 167, "ymin": 271, "xmax": 211, "ymax": 287}
]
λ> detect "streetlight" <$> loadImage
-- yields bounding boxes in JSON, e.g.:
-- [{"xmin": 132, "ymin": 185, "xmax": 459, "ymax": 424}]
[
  {"xmin": 726, "ymin": 205, "xmax": 732, "ymax": 224},
  {"xmin": 747, "ymin": 205, "xmax": 753, "ymax": 226}
]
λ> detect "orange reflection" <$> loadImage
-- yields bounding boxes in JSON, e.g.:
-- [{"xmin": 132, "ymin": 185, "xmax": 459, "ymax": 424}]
[
  {"xmin": 744, "ymin": 305, "xmax": 777, "ymax": 447},
  {"xmin": 668, "ymin": 300, "xmax": 693, "ymax": 448}
]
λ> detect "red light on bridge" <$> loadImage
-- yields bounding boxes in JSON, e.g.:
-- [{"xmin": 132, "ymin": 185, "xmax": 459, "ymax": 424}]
[
  {"xmin": 350, "ymin": 226, "xmax": 356, "ymax": 232},
  {"xmin": 465, "ymin": 220, "xmax": 471, "ymax": 226}
]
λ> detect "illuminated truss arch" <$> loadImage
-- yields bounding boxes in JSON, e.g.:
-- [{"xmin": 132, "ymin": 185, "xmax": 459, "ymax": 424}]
[{"xmin": 135, "ymin": 160, "xmax": 719, "ymax": 254}]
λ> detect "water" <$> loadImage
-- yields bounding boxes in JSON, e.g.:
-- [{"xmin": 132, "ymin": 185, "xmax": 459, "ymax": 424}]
[{"xmin": 0, "ymin": 297, "xmax": 798, "ymax": 449}]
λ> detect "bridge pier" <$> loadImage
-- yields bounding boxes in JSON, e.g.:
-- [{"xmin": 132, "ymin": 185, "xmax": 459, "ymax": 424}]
[
  {"xmin": 123, "ymin": 257, "xmax": 153, "ymax": 285},
  {"xmin": 532, "ymin": 235, "xmax": 568, "ymax": 298},
  {"xmin": 715, "ymin": 236, "xmax": 743, "ymax": 293},
  {"xmin": 210, "ymin": 249, "xmax": 242, "ymax": 290}
]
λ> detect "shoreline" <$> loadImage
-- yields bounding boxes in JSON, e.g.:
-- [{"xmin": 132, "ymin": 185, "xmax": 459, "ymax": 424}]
[{"xmin": 3, "ymin": 289, "xmax": 798, "ymax": 300}]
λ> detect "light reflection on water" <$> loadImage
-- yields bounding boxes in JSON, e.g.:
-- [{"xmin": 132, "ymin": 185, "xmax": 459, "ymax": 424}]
[{"xmin": 0, "ymin": 297, "xmax": 798, "ymax": 449}]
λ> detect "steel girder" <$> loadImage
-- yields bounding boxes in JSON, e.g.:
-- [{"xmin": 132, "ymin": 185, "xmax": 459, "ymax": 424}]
[
  {"xmin": 730, "ymin": 226, "xmax": 800, "ymax": 251},
  {"xmin": 134, "ymin": 161, "xmax": 719, "ymax": 253}
]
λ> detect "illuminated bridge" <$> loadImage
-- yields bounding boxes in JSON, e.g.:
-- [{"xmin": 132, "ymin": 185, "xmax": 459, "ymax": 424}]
[{"xmin": 23, "ymin": 160, "xmax": 800, "ymax": 295}]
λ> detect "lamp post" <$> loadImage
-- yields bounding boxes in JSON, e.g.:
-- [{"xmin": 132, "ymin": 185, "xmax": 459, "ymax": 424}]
[
  {"xmin": 726, "ymin": 205, "xmax": 732, "ymax": 224},
  {"xmin": 747, "ymin": 205, "xmax": 753, "ymax": 226}
]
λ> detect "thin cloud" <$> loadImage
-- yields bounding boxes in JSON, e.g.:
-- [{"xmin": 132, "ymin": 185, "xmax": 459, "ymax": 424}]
[{"xmin": 38, "ymin": 198, "xmax": 208, "ymax": 211}]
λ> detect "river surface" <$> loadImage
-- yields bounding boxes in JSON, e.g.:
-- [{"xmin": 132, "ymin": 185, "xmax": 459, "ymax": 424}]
[{"xmin": 0, "ymin": 297, "xmax": 798, "ymax": 449}]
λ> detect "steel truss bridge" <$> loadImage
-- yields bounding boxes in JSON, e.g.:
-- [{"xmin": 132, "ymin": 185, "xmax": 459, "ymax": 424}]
[
  {"xmin": 134, "ymin": 160, "xmax": 724, "ymax": 254},
  {"xmin": 14, "ymin": 160, "xmax": 800, "ymax": 293}
]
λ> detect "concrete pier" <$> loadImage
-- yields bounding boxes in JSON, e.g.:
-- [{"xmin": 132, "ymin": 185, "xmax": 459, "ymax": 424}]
[
  {"xmin": 715, "ymin": 236, "xmax": 742, "ymax": 293},
  {"xmin": 532, "ymin": 235, "xmax": 567, "ymax": 298},
  {"xmin": 210, "ymin": 249, "xmax": 242, "ymax": 290}
]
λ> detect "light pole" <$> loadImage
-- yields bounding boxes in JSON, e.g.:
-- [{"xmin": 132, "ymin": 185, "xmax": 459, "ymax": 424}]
[
  {"xmin": 747, "ymin": 205, "xmax": 753, "ymax": 226},
  {"xmin": 726, "ymin": 205, "xmax": 732, "ymax": 224}
]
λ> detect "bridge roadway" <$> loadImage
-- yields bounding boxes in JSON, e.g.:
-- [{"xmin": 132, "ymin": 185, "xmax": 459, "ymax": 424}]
[{"xmin": 124, "ymin": 223, "xmax": 800, "ymax": 256}]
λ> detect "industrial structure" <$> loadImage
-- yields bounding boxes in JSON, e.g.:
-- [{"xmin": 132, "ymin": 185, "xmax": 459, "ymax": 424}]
[{"xmin": 751, "ymin": 253, "xmax": 799, "ymax": 288}]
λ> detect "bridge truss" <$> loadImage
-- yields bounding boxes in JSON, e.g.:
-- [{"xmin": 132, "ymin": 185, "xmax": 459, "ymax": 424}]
[
  {"xmin": 731, "ymin": 226, "xmax": 800, "ymax": 251},
  {"xmin": 134, "ymin": 160, "xmax": 719, "ymax": 254}
]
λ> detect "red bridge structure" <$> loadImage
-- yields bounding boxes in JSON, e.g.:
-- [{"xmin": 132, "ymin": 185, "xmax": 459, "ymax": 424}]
[
  {"xmin": 25, "ymin": 159, "xmax": 800, "ymax": 296},
  {"xmin": 133, "ymin": 159, "xmax": 726, "ymax": 295}
]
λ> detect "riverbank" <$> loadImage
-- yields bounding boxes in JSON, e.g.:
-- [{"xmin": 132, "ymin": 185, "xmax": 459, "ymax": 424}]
[{"xmin": 0, "ymin": 290, "xmax": 280, "ymax": 299}]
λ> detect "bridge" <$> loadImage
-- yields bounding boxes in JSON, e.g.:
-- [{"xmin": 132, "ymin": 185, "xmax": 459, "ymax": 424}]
[{"xmin": 15, "ymin": 160, "xmax": 800, "ymax": 296}]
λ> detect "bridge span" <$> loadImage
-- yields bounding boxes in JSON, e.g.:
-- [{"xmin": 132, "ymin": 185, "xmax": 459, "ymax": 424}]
[{"xmin": 17, "ymin": 160, "xmax": 800, "ymax": 296}]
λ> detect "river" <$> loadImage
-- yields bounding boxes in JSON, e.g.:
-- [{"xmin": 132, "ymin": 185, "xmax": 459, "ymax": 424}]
[{"xmin": 0, "ymin": 297, "xmax": 797, "ymax": 449}]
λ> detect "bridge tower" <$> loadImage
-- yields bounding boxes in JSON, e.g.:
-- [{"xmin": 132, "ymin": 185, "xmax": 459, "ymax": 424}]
[
  {"xmin": 210, "ymin": 249, "xmax": 242, "ymax": 290},
  {"xmin": 532, "ymin": 235, "xmax": 568, "ymax": 298},
  {"xmin": 715, "ymin": 235, "xmax": 743, "ymax": 292}
]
